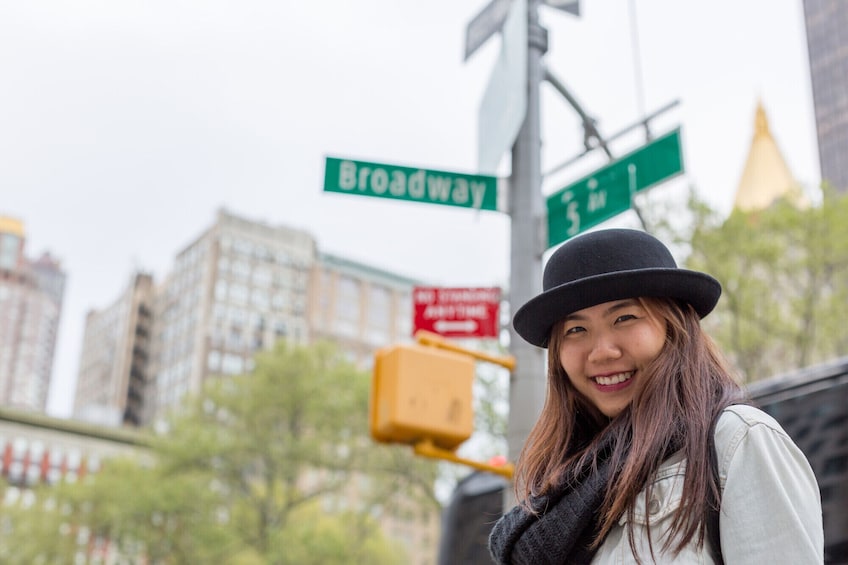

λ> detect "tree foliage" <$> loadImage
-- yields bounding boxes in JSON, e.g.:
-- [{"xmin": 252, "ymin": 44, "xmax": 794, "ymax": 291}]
[
  {"xmin": 649, "ymin": 186, "xmax": 848, "ymax": 382},
  {"xmin": 1, "ymin": 340, "xmax": 438, "ymax": 564}
]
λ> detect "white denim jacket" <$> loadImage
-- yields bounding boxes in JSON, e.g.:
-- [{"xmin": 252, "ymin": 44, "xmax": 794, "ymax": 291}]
[{"xmin": 591, "ymin": 405, "xmax": 824, "ymax": 564}]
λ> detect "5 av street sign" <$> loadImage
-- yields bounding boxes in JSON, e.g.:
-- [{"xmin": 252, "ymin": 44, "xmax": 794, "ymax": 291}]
[
  {"xmin": 324, "ymin": 157, "xmax": 499, "ymax": 211},
  {"xmin": 546, "ymin": 128, "xmax": 683, "ymax": 247}
]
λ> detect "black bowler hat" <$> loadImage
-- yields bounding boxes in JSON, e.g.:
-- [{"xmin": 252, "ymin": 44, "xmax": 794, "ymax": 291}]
[{"xmin": 513, "ymin": 228, "xmax": 722, "ymax": 348}]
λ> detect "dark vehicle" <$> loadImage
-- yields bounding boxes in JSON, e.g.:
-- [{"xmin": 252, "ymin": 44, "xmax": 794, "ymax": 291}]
[
  {"xmin": 748, "ymin": 356, "xmax": 848, "ymax": 564},
  {"xmin": 440, "ymin": 356, "xmax": 848, "ymax": 564},
  {"xmin": 438, "ymin": 471, "xmax": 508, "ymax": 565}
]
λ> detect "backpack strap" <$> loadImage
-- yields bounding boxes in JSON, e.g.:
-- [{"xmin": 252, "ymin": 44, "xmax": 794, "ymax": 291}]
[{"xmin": 706, "ymin": 412, "xmax": 725, "ymax": 565}]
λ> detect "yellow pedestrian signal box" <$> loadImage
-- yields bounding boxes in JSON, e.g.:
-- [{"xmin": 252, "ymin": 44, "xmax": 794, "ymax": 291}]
[{"xmin": 371, "ymin": 343, "xmax": 474, "ymax": 451}]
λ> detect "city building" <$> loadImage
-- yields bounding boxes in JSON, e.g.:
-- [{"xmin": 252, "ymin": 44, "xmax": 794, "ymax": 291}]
[
  {"xmin": 0, "ymin": 406, "xmax": 150, "ymax": 562},
  {"xmin": 72, "ymin": 208, "xmax": 437, "ymax": 563},
  {"xmin": 0, "ymin": 405, "xmax": 147, "ymax": 489},
  {"xmin": 309, "ymin": 252, "xmax": 418, "ymax": 367},
  {"xmin": 803, "ymin": 0, "xmax": 848, "ymax": 192},
  {"xmin": 148, "ymin": 208, "xmax": 316, "ymax": 421},
  {"xmin": 73, "ymin": 273, "xmax": 154, "ymax": 427},
  {"xmin": 111, "ymin": 208, "xmax": 423, "ymax": 425},
  {"xmin": 0, "ymin": 216, "xmax": 66, "ymax": 412},
  {"xmin": 70, "ymin": 208, "xmax": 432, "ymax": 432}
]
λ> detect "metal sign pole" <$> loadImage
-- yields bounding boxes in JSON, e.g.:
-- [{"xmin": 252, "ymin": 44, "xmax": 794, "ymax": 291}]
[{"xmin": 505, "ymin": 0, "xmax": 547, "ymax": 509}]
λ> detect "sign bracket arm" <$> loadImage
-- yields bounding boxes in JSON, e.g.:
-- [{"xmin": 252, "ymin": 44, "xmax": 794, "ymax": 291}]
[
  {"xmin": 543, "ymin": 99, "xmax": 681, "ymax": 179},
  {"xmin": 414, "ymin": 330, "xmax": 516, "ymax": 370},
  {"xmin": 543, "ymin": 66, "xmax": 613, "ymax": 159}
]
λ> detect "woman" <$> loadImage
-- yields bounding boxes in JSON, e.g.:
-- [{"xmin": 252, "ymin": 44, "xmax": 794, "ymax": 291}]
[{"xmin": 488, "ymin": 228, "xmax": 823, "ymax": 564}]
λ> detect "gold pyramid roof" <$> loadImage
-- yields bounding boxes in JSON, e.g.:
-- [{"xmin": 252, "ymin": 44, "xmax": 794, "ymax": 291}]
[
  {"xmin": 0, "ymin": 216, "xmax": 24, "ymax": 238},
  {"xmin": 733, "ymin": 101, "xmax": 804, "ymax": 211}
]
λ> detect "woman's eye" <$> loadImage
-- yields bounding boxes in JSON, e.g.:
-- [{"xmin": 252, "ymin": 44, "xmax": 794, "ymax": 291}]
[
  {"xmin": 564, "ymin": 326, "xmax": 585, "ymax": 335},
  {"xmin": 615, "ymin": 314, "xmax": 637, "ymax": 324}
]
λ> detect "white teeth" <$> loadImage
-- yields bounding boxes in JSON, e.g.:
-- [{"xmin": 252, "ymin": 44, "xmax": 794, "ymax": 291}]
[{"xmin": 594, "ymin": 372, "xmax": 633, "ymax": 386}]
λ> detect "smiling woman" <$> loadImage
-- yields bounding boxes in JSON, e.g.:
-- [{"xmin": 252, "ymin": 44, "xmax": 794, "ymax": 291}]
[{"xmin": 488, "ymin": 228, "xmax": 824, "ymax": 564}]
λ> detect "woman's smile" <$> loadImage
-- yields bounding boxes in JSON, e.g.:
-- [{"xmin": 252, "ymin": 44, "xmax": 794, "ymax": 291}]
[
  {"xmin": 591, "ymin": 370, "xmax": 635, "ymax": 389},
  {"xmin": 559, "ymin": 299, "xmax": 666, "ymax": 417}
]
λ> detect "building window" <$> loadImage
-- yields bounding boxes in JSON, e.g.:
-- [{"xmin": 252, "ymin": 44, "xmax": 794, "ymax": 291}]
[
  {"xmin": 208, "ymin": 350, "xmax": 222, "ymax": 372},
  {"xmin": 336, "ymin": 276, "xmax": 361, "ymax": 327},
  {"xmin": 251, "ymin": 289, "xmax": 269, "ymax": 310},
  {"xmin": 221, "ymin": 354, "xmax": 244, "ymax": 375},
  {"xmin": 366, "ymin": 286, "xmax": 391, "ymax": 345},
  {"xmin": 397, "ymin": 293, "xmax": 413, "ymax": 338},
  {"xmin": 274, "ymin": 321, "xmax": 287, "ymax": 339},
  {"xmin": 0, "ymin": 234, "xmax": 20, "ymax": 270},
  {"xmin": 253, "ymin": 267, "xmax": 272, "ymax": 287},
  {"xmin": 215, "ymin": 280, "xmax": 228, "ymax": 301},
  {"xmin": 229, "ymin": 284, "xmax": 249, "ymax": 305},
  {"xmin": 272, "ymin": 292, "xmax": 287, "ymax": 310},
  {"xmin": 232, "ymin": 260, "xmax": 250, "ymax": 281}
]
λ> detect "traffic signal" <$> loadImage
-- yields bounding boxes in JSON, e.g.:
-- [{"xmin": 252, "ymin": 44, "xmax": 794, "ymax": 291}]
[{"xmin": 371, "ymin": 342, "xmax": 475, "ymax": 451}]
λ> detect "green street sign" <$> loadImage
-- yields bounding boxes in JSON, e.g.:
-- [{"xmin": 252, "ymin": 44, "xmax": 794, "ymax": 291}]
[
  {"xmin": 546, "ymin": 128, "xmax": 684, "ymax": 247},
  {"xmin": 324, "ymin": 157, "xmax": 499, "ymax": 212}
]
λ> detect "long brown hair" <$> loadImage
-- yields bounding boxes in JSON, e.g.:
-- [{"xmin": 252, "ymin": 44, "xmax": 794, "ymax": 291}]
[{"xmin": 514, "ymin": 297, "xmax": 746, "ymax": 559}]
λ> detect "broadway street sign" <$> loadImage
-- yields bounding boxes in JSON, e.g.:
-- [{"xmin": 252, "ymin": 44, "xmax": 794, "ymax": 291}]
[
  {"xmin": 546, "ymin": 128, "xmax": 684, "ymax": 247},
  {"xmin": 323, "ymin": 157, "xmax": 499, "ymax": 211}
]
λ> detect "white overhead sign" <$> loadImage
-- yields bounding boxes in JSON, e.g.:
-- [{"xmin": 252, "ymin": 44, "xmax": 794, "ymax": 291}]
[
  {"xmin": 477, "ymin": 0, "xmax": 527, "ymax": 174},
  {"xmin": 464, "ymin": 0, "xmax": 512, "ymax": 61},
  {"xmin": 543, "ymin": 0, "xmax": 579, "ymax": 15}
]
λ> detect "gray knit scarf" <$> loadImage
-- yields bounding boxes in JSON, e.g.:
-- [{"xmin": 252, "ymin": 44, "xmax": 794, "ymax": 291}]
[{"xmin": 488, "ymin": 450, "xmax": 616, "ymax": 565}]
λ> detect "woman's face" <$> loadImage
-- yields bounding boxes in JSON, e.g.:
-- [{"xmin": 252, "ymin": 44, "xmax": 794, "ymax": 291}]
[{"xmin": 557, "ymin": 298, "xmax": 666, "ymax": 418}]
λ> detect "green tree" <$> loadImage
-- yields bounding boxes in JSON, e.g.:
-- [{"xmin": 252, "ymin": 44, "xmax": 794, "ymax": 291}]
[
  {"xmin": 647, "ymin": 186, "xmax": 848, "ymax": 382},
  {"xmin": 279, "ymin": 502, "xmax": 405, "ymax": 565},
  {"xmin": 2, "ymin": 340, "xmax": 438, "ymax": 564},
  {"xmin": 0, "ymin": 481, "xmax": 80, "ymax": 564}
]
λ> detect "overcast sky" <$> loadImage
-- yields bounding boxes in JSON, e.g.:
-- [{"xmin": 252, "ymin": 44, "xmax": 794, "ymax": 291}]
[{"xmin": 1, "ymin": 0, "xmax": 818, "ymax": 418}]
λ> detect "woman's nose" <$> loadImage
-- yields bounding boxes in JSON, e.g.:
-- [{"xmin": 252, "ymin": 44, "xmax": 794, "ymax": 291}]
[{"xmin": 587, "ymin": 332, "xmax": 621, "ymax": 363}]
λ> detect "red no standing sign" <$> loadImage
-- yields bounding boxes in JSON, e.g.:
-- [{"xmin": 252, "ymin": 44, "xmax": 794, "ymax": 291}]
[{"xmin": 413, "ymin": 286, "xmax": 501, "ymax": 339}]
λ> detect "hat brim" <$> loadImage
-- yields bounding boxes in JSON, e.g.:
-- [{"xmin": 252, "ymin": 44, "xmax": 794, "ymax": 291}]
[{"xmin": 513, "ymin": 268, "xmax": 722, "ymax": 348}]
